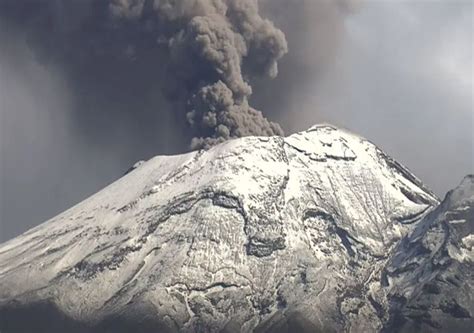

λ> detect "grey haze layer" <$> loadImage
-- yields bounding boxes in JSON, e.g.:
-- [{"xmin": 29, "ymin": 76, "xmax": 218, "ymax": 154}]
[{"xmin": 1, "ymin": 125, "xmax": 472, "ymax": 332}]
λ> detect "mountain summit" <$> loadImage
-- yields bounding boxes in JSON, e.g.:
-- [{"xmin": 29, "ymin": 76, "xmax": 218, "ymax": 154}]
[{"xmin": 0, "ymin": 125, "xmax": 471, "ymax": 332}]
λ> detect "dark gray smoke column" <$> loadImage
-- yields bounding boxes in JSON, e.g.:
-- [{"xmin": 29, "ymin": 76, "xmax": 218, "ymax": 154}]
[
  {"xmin": 111, "ymin": 0, "xmax": 287, "ymax": 148},
  {"xmin": 1, "ymin": 0, "xmax": 287, "ymax": 149}
]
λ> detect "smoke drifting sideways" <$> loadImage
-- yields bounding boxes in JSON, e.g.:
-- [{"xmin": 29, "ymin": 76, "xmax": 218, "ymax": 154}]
[{"xmin": 1, "ymin": 0, "xmax": 287, "ymax": 150}]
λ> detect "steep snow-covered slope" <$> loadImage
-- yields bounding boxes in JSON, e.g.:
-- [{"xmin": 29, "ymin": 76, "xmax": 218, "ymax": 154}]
[
  {"xmin": 0, "ymin": 125, "xmax": 440, "ymax": 332},
  {"xmin": 383, "ymin": 175, "xmax": 474, "ymax": 332}
]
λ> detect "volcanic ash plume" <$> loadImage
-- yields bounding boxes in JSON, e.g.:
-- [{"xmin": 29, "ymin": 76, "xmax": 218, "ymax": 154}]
[
  {"xmin": 1, "ymin": 0, "xmax": 287, "ymax": 150},
  {"xmin": 110, "ymin": 0, "xmax": 288, "ymax": 148}
]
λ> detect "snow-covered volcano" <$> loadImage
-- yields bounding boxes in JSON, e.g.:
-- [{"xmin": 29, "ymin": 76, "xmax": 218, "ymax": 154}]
[{"xmin": 0, "ymin": 125, "xmax": 471, "ymax": 332}]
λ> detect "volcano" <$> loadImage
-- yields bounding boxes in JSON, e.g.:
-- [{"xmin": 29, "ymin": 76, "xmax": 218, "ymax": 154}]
[{"xmin": 0, "ymin": 125, "xmax": 471, "ymax": 332}]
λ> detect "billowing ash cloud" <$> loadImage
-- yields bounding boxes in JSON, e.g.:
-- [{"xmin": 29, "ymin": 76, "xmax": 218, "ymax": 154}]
[
  {"xmin": 1, "ymin": 0, "xmax": 287, "ymax": 149},
  {"xmin": 125, "ymin": 0, "xmax": 288, "ymax": 148}
]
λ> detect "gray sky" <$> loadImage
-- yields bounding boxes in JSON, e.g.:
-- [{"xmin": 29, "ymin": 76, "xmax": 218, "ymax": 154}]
[
  {"xmin": 321, "ymin": 0, "xmax": 473, "ymax": 195},
  {"xmin": 1, "ymin": 0, "xmax": 473, "ymax": 242}
]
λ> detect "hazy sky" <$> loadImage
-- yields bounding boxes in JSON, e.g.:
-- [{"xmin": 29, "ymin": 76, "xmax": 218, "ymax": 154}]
[
  {"xmin": 267, "ymin": 0, "xmax": 473, "ymax": 193},
  {"xmin": 1, "ymin": 0, "xmax": 473, "ymax": 242}
]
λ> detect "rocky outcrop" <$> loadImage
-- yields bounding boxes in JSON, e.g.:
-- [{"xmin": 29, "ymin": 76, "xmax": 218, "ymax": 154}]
[{"xmin": 383, "ymin": 175, "xmax": 473, "ymax": 332}]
